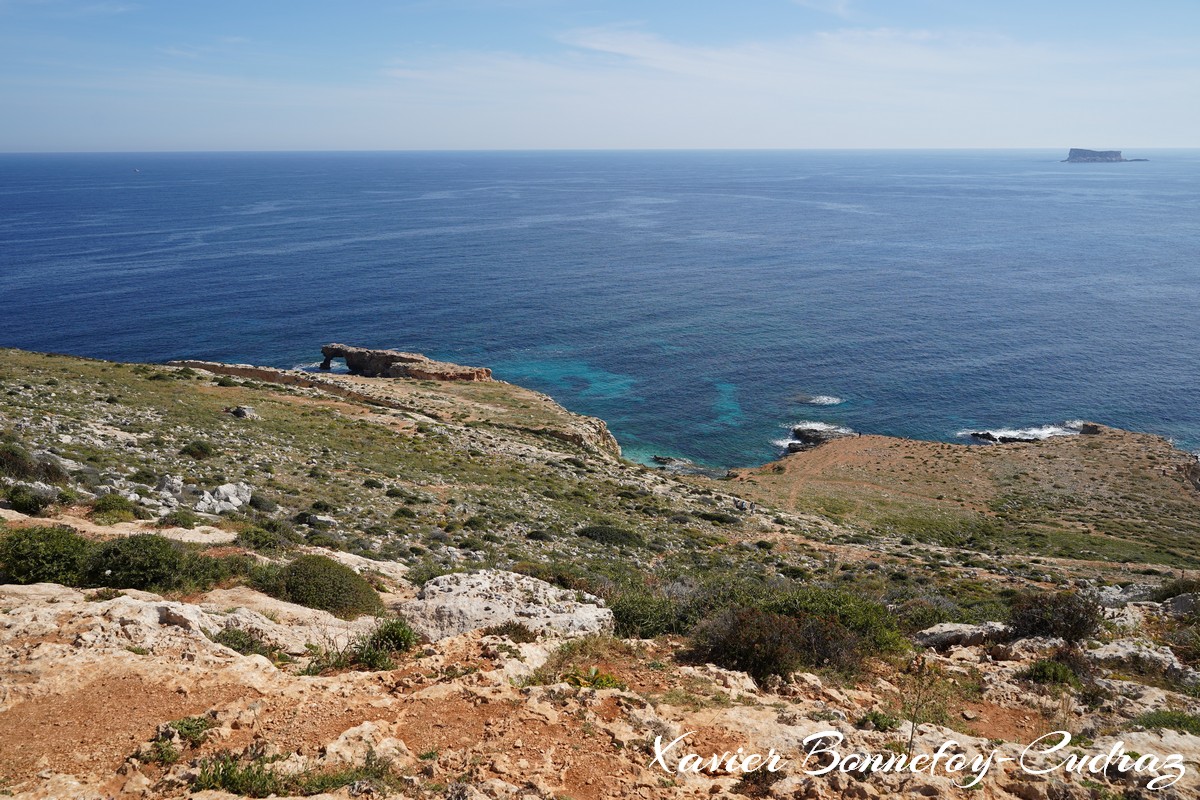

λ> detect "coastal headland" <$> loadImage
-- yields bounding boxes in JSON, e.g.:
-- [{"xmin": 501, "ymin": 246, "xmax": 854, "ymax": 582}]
[{"xmin": 2, "ymin": 346, "xmax": 1200, "ymax": 800}]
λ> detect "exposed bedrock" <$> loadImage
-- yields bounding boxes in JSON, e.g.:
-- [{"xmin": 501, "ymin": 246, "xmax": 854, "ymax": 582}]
[{"xmin": 319, "ymin": 343, "xmax": 492, "ymax": 381}]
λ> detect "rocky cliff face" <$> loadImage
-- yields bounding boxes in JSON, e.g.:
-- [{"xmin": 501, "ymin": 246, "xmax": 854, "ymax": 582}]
[
  {"xmin": 1063, "ymin": 148, "xmax": 1128, "ymax": 162},
  {"xmin": 320, "ymin": 343, "xmax": 492, "ymax": 381}
]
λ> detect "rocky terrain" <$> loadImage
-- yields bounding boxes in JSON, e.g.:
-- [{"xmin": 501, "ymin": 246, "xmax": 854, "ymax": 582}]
[{"xmin": 2, "ymin": 347, "xmax": 1200, "ymax": 799}]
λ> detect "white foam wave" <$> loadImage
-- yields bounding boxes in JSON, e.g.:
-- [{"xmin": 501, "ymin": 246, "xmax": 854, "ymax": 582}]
[
  {"xmin": 790, "ymin": 421, "xmax": 856, "ymax": 435},
  {"xmin": 956, "ymin": 423, "xmax": 1081, "ymax": 441},
  {"xmin": 797, "ymin": 394, "xmax": 844, "ymax": 406}
]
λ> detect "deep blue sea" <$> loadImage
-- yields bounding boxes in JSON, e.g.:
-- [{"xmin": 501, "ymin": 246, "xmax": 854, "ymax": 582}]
[{"xmin": 2, "ymin": 150, "xmax": 1198, "ymax": 467}]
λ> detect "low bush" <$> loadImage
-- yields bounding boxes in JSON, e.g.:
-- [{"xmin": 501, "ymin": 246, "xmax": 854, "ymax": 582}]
[
  {"xmin": 85, "ymin": 534, "xmax": 251, "ymax": 592},
  {"xmin": 1008, "ymin": 590, "xmax": 1103, "ymax": 643},
  {"xmin": 180, "ymin": 440, "xmax": 217, "ymax": 459},
  {"xmin": 1132, "ymin": 710, "xmax": 1200, "ymax": 736},
  {"xmin": 1020, "ymin": 659, "xmax": 1081, "ymax": 688},
  {"xmin": 576, "ymin": 524, "xmax": 644, "ymax": 548},
  {"xmin": 235, "ymin": 526, "xmax": 296, "ymax": 553},
  {"xmin": 247, "ymin": 494, "xmax": 278, "ymax": 513},
  {"xmin": 86, "ymin": 534, "xmax": 185, "ymax": 590},
  {"xmin": 893, "ymin": 595, "xmax": 963, "ymax": 633},
  {"xmin": 90, "ymin": 493, "xmax": 152, "ymax": 525},
  {"xmin": 524, "ymin": 634, "xmax": 635, "ymax": 687},
  {"xmin": 158, "ymin": 508, "xmax": 202, "ymax": 529},
  {"xmin": 302, "ymin": 618, "xmax": 418, "ymax": 675},
  {"xmin": 611, "ymin": 590, "xmax": 682, "ymax": 638},
  {"xmin": 6, "ymin": 484, "xmax": 55, "ymax": 516},
  {"xmin": 171, "ymin": 715, "xmax": 215, "ymax": 748},
  {"xmin": 690, "ymin": 607, "xmax": 862, "ymax": 681},
  {"xmin": 1151, "ymin": 578, "xmax": 1200, "ymax": 603},
  {"xmin": 481, "ymin": 621, "xmax": 540, "ymax": 643},
  {"xmin": 0, "ymin": 441, "xmax": 68, "ymax": 483},
  {"xmin": 0, "ymin": 525, "xmax": 94, "ymax": 585},
  {"xmin": 365, "ymin": 617, "xmax": 419, "ymax": 652},
  {"xmin": 695, "ymin": 511, "xmax": 739, "ymax": 525},
  {"xmin": 193, "ymin": 749, "xmax": 398, "ymax": 797},
  {"xmin": 857, "ymin": 710, "xmax": 900, "ymax": 732},
  {"xmin": 276, "ymin": 554, "xmax": 383, "ymax": 618},
  {"xmin": 760, "ymin": 586, "xmax": 905, "ymax": 654},
  {"xmin": 212, "ymin": 627, "xmax": 274, "ymax": 658}
]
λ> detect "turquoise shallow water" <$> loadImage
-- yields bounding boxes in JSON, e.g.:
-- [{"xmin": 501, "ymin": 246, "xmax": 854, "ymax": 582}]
[{"xmin": 1, "ymin": 149, "xmax": 1198, "ymax": 466}]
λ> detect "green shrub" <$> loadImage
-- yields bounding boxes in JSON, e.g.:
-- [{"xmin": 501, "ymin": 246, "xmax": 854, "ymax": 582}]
[
  {"xmin": 1020, "ymin": 659, "xmax": 1081, "ymax": 687},
  {"xmin": 192, "ymin": 752, "xmax": 284, "ymax": 796},
  {"xmin": 90, "ymin": 493, "xmax": 151, "ymax": 525},
  {"xmin": 1151, "ymin": 578, "xmax": 1200, "ymax": 602},
  {"xmin": 1132, "ymin": 710, "xmax": 1200, "ymax": 736},
  {"xmin": 857, "ymin": 710, "xmax": 900, "ymax": 732},
  {"xmin": 364, "ymin": 618, "xmax": 419, "ymax": 653},
  {"xmin": 481, "ymin": 621, "xmax": 540, "ymax": 643},
  {"xmin": 249, "ymin": 563, "xmax": 287, "ymax": 597},
  {"xmin": 247, "ymin": 494, "xmax": 278, "ymax": 513},
  {"xmin": 128, "ymin": 467, "xmax": 158, "ymax": 486},
  {"xmin": 0, "ymin": 525, "xmax": 93, "ymax": 585},
  {"xmin": 0, "ymin": 441, "xmax": 39, "ymax": 480},
  {"xmin": 351, "ymin": 643, "xmax": 396, "ymax": 671},
  {"xmin": 144, "ymin": 739, "xmax": 181, "ymax": 765},
  {"xmin": 761, "ymin": 586, "xmax": 905, "ymax": 653},
  {"xmin": 1008, "ymin": 590, "xmax": 1103, "ymax": 643},
  {"xmin": 180, "ymin": 440, "xmax": 217, "ymax": 459},
  {"xmin": 235, "ymin": 526, "xmax": 296, "ymax": 553},
  {"xmin": 6, "ymin": 484, "xmax": 55, "ymax": 516},
  {"xmin": 86, "ymin": 534, "xmax": 185, "ymax": 590},
  {"xmin": 171, "ymin": 715, "xmax": 215, "ymax": 748},
  {"xmin": 696, "ymin": 511, "xmax": 739, "ymax": 525},
  {"xmin": 611, "ymin": 590, "xmax": 682, "ymax": 638},
  {"xmin": 576, "ymin": 524, "xmax": 644, "ymax": 548},
  {"xmin": 277, "ymin": 555, "xmax": 383, "ymax": 617},
  {"xmin": 893, "ymin": 596, "xmax": 962, "ymax": 633},
  {"xmin": 212, "ymin": 627, "xmax": 274, "ymax": 658},
  {"xmin": 158, "ymin": 508, "xmax": 202, "ymax": 529},
  {"xmin": 0, "ymin": 441, "xmax": 68, "ymax": 483},
  {"xmin": 690, "ymin": 607, "xmax": 862, "ymax": 681},
  {"xmin": 564, "ymin": 666, "xmax": 625, "ymax": 689}
]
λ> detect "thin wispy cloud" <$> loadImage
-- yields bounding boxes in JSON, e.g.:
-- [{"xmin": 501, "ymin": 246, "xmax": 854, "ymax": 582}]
[
  {"xmin": 2, "ymin": 3, "xmax": 1197, "ymax": 150},
  {"xmin": 792, "ymin": 0, "xmax": 854, "ymax": 19}
]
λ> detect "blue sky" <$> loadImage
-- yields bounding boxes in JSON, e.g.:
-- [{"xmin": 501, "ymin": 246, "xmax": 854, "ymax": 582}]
[{"xmin": 1, "ymin": 0, "xmax": 1197, "ymax": 150}]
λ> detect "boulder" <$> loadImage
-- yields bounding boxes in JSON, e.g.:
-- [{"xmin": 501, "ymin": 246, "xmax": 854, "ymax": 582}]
[
  {"xmin": 399, "ymin": 570, "xmax": 613, "ymax": 641},
  {"xmin": 1094, "ymin": 583, "xmax": 1155, "ymax": 607},
  {"xmin": 914, "ymin": 622, "xmax": 1010, "ymax": 650},
  {"xmin": 1163, "ymin": 592, "xmax": 1200, "ymax": 618}
]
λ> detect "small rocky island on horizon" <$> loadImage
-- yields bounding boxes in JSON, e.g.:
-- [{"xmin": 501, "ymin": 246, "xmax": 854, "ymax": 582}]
[{"xmin": 1063, "ymin": 148, "xmax": 1149, "ymax": 162}]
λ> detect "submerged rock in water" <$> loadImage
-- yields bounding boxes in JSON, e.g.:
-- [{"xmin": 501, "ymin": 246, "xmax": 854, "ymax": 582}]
[
  {"xmin": 651, "ymin": 456, "xmax": 728, "ymax": 478},
  {"xmin": 787, "ymin": 424, "xmax": 853, "ymax": 451},
  {"xmin": 970, "ymin": 431, "xmax": 1039, "ymax": 444}
]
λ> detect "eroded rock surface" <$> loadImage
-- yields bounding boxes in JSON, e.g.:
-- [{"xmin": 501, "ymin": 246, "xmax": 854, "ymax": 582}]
[
  {"xmin": 319, "ymin": 343, "xmax": 492, "ymax": 381},
  {"xmin": 399, "ymin": 569, "xmax": 613, "ymax": 641}
]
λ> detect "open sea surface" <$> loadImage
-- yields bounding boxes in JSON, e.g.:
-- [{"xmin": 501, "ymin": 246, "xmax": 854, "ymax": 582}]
[{"xmin": 2, "ymin": 150, "xmax": 1198, "ymax": 466}]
